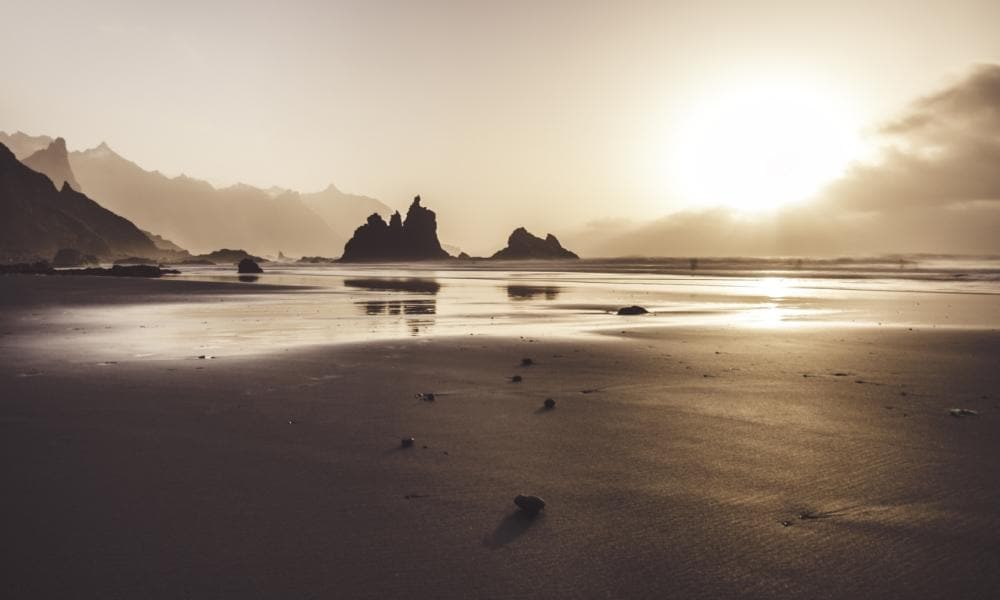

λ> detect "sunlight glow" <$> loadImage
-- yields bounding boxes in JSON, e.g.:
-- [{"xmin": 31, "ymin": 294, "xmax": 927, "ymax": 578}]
[{"xmin": 672, "ymin": 83, "xmax": 864, "ymax": 212}]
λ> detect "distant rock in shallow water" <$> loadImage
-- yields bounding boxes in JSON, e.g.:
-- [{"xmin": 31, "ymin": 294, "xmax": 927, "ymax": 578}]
[
  {"xmin": 237, "ymin": 258, "xmax": 263, "ymax": 273},
  {"xmin": 617, "ymin": 305, "xmax": 649, "ymax": 315},
  {"xmin": 491, "ymin": 228, "xmax": 578, "ymax": 260}
]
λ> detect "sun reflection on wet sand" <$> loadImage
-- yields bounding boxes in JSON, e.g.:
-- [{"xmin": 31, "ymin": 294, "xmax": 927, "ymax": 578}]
[{"xmin": 11, "ymin": 265, "xmax": 998, "ymax": 361}]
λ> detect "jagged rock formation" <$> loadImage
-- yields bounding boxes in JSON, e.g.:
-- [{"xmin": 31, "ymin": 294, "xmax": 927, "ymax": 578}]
[
  {"xmin": 340, "ymin": 196, "xmax": 451, "ymax": 262},
  {"xmin": 22, "ymin": 138, "xmax": 81, "ymax": 191},
  {"xmin": 490, "ymin": 228, "xmax": 579, "ymax": 260},
  {"xmin": 0, "ymin": 142, "xmax": 160, "ymax": 261}
]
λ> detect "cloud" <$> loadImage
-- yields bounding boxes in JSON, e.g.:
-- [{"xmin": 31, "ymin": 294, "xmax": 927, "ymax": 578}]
[
  {"xmin": 573, "ymin": 65, "xmax": 1000, "ymax": 257},
  {"xmin": 828, "ymin": 64, "xmax": 1000, "ymax": 212}
]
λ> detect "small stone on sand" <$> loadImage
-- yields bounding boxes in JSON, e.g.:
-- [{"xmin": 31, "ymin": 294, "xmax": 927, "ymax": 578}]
[
  {"xmin": 511, "ymin": 375, "xmax": 523, "ymax": 383},
  {"xmin": 949, "ymin": 408, "xmax": 978, "ymax": 418},
  {"xmin": 544, "ymin": 398, "xmax": 556, "ymax": 409},
  {"xmin": 514, "ymin": 494, "xmax": 546, "ymax": 514},
  {"xmin": 401, "ymin": 437, "xmax": 415, "ymax": 447},
  {"xmin": 617, "ymin": 305, "xmax": 648, "ymax": 315}
]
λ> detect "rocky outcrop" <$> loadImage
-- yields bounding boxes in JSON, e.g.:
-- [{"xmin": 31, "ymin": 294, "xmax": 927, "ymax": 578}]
[
  {"xmin": 0, "ymin": 142, "xmax": 160, "ymax": 261},
  {"xmin": 0, "ymin": 263, "xmax": 178, "ymax": 277},
  {"xmin": 52, "ymin": 248, "xmax": 100, "ymax": 268},
  {"xmin": 490, "ymin": 228, "xmax": 579, "ymax": 260},
  {"xmin": 237, "ymin": 258, "xmax": 263, "ymax": 273},
  {"xmin": 195, "ymin": 249, "xmax": 267, "ymax": 264},
  {"xmin": 22, "ymin": 137, "xmax": 81, "ymax": 191},
  {"xmin": 340, "ymin": 196, "xmax": 451, "ymax": 262}
]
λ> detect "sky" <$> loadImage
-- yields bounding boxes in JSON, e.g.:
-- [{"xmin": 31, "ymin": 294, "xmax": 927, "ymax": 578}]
[{"xmin": 3, "ymin": 0, "xmax": 1000, "ymax": 255}]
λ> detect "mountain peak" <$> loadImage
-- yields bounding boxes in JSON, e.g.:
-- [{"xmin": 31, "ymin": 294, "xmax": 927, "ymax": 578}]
[
  {"xmin": 23, "ymin": 137, "xmax": 81, "ymax": 192},
  {"xmin": 82, "ymin": 141, "xmax": 119, "ymax": 159}
]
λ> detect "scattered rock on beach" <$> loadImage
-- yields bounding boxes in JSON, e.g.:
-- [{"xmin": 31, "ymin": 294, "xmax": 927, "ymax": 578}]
[
  {"xmin": 617, "ymin": 305, "xmax": 648, "ymax": 315},
  {"xmin": 544, "ymin": 398, "xmax": 556, "ymax": 409},
  {"xmin": 949, "ymin": 408, "xmax": 979, "ymax": 418},
  {"xmin": 521, "ymin": 358, "xmax": 534, "ymax": 366},
  {"xmin": 514, "ymin": 494, "xmax": 546, "ymax": 514},
  {"xmin": 511, "ymin": 375, "xmax": 523, "ymax": 383},
  {"xmin": 416, "ymin": 392, "xmax": 436, "ymax": 402},
  {"xmin": 237, "ymin": 258, "xmax": 263, "ymax": 274},
  {"xmin": 401, "ymin": 437, "xmax": 415, "ymax": 448}
]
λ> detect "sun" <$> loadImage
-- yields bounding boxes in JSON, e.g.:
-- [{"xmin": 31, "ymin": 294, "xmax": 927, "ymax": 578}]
[{"xmin": 671, "ymin": 83, "xmax": 863, "ymax": 212}]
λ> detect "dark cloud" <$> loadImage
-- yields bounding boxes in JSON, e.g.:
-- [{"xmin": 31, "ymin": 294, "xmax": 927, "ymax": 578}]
[{"xmin": 572, "ymin": 65, "xmax": 1000, "ymax": 257}]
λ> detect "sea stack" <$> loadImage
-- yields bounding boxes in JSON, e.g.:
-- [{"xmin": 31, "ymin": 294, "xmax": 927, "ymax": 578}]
[
  {"xmin": 340, "ymin": 196, "xmax": 450, "ymax": 261},
  {"xmin": 491, "ymin": 228, "xmax": 579, "ymax": 260}
]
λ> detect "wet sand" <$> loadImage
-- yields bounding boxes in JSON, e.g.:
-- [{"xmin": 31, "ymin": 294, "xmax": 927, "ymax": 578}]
[{"xmin": 2, "ymin": 275, "xmax": 999, "ymax": 598}]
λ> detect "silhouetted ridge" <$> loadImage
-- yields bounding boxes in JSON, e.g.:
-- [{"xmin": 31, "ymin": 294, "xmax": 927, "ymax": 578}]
[
  {"xmin": 22, "ymin": 137, "xmax": 81, "ymax": 191},
  {"xmin": 341, "ymin": 195, "xmax": 450, "ymax": 261},
  {"xmin": 0, "ymin": 142, "xmax": 159, "ymax": 261},
  {"xmin": 491, "ymin": 227, "xmax": 579, "ymax": 260}
]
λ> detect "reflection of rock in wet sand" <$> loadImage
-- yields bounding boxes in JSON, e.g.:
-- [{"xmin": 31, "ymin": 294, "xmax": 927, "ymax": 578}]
[
  {"xmin": 344, "ymin": 278, "xmax": 440, "ymax": 294},
  {"xmin": 359, "ymin": 300, "xmax": 436, "ymax": 316},
  {"xmin": 357, "ymin": 299, "xmax": 436, "ymax": 335},
  {"xmin": 506, "ymin": 284, "xmax": 560, "ymax": 301}
]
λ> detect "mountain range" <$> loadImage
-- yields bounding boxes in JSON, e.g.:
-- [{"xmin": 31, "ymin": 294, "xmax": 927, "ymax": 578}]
[
  {"xmin": 1, "ymin": 131, "xmax": 394, "ymax": 257},
  {"xmin": 0, "ymin": 141, "xmax": 159, "ymax": 260}
]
